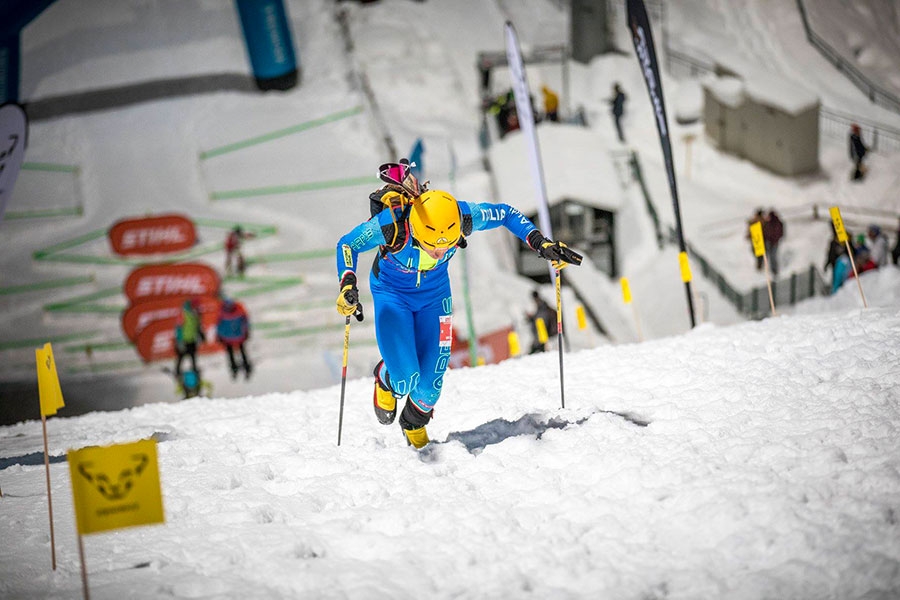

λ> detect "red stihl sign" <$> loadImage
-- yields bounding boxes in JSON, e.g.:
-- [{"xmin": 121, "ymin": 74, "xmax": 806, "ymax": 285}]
[
  {"xmin": 121, "ymin": 295, "xmax": 221, "ymax": 342},
  {"xmin": 134, "ymin": 314, "xmax": 220, "ymax": 363},
  {"xmin": 449, "ymin": 326, "xmax": 513, "ymax": 368},
  {"xmin": 124, "ymin": 263, "xmax": 220, "ymax": 304},
  {"xmin": 108, "ymin": 214, "xmax": 196, "ymax": 256}
]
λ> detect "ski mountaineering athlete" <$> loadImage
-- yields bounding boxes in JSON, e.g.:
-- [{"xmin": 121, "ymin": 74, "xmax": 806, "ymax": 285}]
[{"xmin": 335, "ymin": 161, "xmax": 582, "ymax": 449}]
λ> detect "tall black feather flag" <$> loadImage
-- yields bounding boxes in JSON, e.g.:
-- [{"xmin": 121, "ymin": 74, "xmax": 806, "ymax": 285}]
[
  {"xmin": 0, "ymin": 102, "xmax": 27, "ymax": 224},
  {"xmin": 626, "ymin": 0, "xmax": 696, "ymax": 328}
]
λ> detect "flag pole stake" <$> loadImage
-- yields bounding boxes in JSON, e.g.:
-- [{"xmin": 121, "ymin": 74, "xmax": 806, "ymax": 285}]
[
  {"xmin": 77, "ymin": 533, "xmax": 90, "ymax": 600},
  {"xmin": 41, "ymin": 414, "xmax": 57, "ymax": 570}
]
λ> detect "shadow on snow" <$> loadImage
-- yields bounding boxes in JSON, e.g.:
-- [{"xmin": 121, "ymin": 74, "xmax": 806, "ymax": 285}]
[{"xmin": 431, "ymin": 409, "xmax": 649, "ymax": 457}]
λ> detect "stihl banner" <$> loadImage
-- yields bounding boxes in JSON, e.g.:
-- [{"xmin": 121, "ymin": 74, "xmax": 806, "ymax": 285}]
[
  {"xmin": 108, "ymin": 213, "xmax": 196, "ymax": 256},
  {"xmin": 133, "ymin": 312, "xmax": 220, "ymax": 363},
  {"xmin": 124, "ymin": 263, "xmax": 220, "ymax": 304},
  {"xmin": 122, "ymin": 295, "xmax": 221, "ymax": 342}
]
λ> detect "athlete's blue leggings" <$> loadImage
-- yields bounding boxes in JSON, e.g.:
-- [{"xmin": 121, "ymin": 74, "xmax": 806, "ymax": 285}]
[{"xmin": 371, "ymin": 277, "xmax": 453, "ymax": 413}]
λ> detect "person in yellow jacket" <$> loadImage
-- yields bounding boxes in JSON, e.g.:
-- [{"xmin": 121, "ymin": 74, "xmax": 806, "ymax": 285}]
[{"xmin": 541, "ymin": 85, "xmax": 559, "ymax": 122}]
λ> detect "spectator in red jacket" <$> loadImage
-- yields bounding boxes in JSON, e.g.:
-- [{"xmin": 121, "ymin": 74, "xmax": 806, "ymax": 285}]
[
  {"xmin": 216, "ymin": 298, "xmax": 252, "ymax": 379},
  {"xmin": 225, "ymin": 226, "xmax": 254, "ymax": 277},
  {"xmin": 762, "ymin": 209, "xmax": 784, "ymax": 276}
]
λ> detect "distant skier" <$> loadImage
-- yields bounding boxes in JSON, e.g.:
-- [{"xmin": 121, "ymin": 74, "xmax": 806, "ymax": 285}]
[
  {"xmin": 216, "ymin": 297, "xmax": 252, "ymax": 380},
  {"xmin": 225, "ymin": 225, "xmax": 255, "ymax": 277},
  {"xmin": 174, "ymin": 299, "xmax": 205, "ymax": 376},
  {"xmin": 848, "ymin": 123, "xmax": 868, "ymax": 181},
  {"xmin": 610, "ymin": 82, "xmax": 627, "ymax": 142},
  {"xmin": 177, "ymin": 368, "xmax": 212, "ymax": 399},
  {"xmin": 335, "ymin": 163, "xmax": 582, "ymax": 448},
  {"xmin": 541, "ymin": 85, "xmax": 560, "ymax": 122}
]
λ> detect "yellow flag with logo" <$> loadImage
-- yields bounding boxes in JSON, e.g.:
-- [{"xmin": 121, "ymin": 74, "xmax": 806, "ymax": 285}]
[
  {"xmin": 749, "ymin": 221, "xmax": 765, "ymax": 257},
  {"xmin": 35, "ymin": 343, "xmax": 64, "ymax": 417},
  {"xmin": 67, "ymin": 439, "xmax": 164, "ymax": 535},
  {"xmin": 829, "ymin": 206, "xmax": 848, "ymax": 243}
]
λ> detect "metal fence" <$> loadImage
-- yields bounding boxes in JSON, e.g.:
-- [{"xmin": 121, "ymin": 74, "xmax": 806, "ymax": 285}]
[
  {"xmin": 819, "ymin": 107, "xmax": 900, "ymax": 155},
  {"xmin": 688, "ymin": 243, "xmax": 826, "ymax": 319},
  {"xmin": 796, "ymin": 0, "xmax": 900, "ymax": 115}
]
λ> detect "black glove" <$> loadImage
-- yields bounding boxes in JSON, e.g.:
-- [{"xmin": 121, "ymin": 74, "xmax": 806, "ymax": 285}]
[
  {"xmin": 336, "ymin": 272, "xmax": 364, "ymax": 322},
  {"xmin": 527, "ymin": 231, "xmax": 584, "ymax": 270}
]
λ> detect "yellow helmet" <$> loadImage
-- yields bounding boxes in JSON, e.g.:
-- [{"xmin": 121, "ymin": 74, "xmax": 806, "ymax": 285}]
[{"xmin": 409, "ymin": 190, "xmax": 461, "ymax": 249}]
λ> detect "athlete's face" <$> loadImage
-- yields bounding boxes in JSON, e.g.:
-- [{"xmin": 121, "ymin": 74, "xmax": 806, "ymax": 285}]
[{"xmin": 423, "ymin": 245, "xmax": 450, "ymax": 260}]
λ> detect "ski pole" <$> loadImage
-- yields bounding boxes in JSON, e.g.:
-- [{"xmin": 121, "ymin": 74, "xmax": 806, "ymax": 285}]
[
  {"xmin": 337, "ymin": 304, "xmax": 364, "ymax": 446},
  {"xmin": 555, "ymin": 269, "xmax": 565, "ymax": 409},
  {"xmin": 337, "ymin": 315, "xmax": 352, "ymax": 446}
]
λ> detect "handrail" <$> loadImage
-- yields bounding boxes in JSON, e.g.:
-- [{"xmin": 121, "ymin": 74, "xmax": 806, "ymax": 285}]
[{"xmin": 796, "ymin": 0, "xmax": 900, "ymax": 115}]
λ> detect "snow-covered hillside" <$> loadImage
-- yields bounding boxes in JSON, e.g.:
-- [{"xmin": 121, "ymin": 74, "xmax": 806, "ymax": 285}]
[{"xmin": 2, "ymin": 284, "xmax": 900, "ymax": 598}]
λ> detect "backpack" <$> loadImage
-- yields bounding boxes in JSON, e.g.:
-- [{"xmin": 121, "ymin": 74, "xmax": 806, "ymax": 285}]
[
  {"xmin": 369, "ymin": 184, "xmax": 415, "ymax": 253},
  {"xmin": 370, "ymin": 160, "xmax": 473, "ymax": 255}
]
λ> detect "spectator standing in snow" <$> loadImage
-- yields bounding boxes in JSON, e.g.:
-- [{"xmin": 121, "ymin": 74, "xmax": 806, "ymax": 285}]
[
  {"xmin": 541, "ymin": 85, "xmax": 559, "ymax": 122},
  {"xmin": 849, "ymin": 123, "xmax": 868, "ymax": 181},
  {"xmin": 216, "ymin": 297, "xmax": 252, "ymax": 380},
  {"xmin": 225, "ymin": 225, "xmax": 254, "ymax": 277},
  {"xmin": 823, "ymin": 228, "xmax": 843, "ymax": 289},
  {"xmin": 892, "ymin": 218, "xmax": 900, "ymax": 266},
  {"xmin": 526, "ymin": 290, "xmax": 558, "ymax": 354},
  {"xmin": 610, "ymin": 83, "xmax": 627, "ymax": 142},
  {"xmin": 174, "ymin": 299, "xmax": 205, "ymax": 376},
  {"xmin": 763, "ymin": 209, "xmax": 784, "ymax": 276},
  {"xmin": 831, "ymin": 244, "xmax": 852, "ymax": 294},
  {"xmin": 867, "ymin": 224, "xmax": 889, "ymax": 267}
]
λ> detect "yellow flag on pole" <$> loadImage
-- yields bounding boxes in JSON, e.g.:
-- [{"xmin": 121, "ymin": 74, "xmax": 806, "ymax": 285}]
[
  {"xmin": 749, "ymin": 221, "xmax": 765, "ymax": 257},
  {"xmin": 35, "ymin": 343, "xmax": 64, "ymax": 417},
  {"xmin": 67, "ymin": 439, "xmax": 165, "ymax": 535},
  {"xmin": 830, "ymin": 206, "xmax": 848, "ymax": 243}
]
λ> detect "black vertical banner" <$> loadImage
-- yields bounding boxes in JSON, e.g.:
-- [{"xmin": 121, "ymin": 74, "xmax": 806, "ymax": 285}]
[
  {"xmin": 0, "ymin": 102, "xmax": 28, "ymax": 224},
  {"xmin": 626, "ymin": 0, "xmax": 696, "ymax": 328}
]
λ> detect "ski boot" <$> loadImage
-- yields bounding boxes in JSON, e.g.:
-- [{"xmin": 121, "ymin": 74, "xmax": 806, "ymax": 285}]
[
  {"xmin": 373, "ymin": 360, "xmax": 398, "ymax": 425},
  {"xmin": 403, "ymin": 426, "xmax": 430, "ymax": 449},
  {"xmin": 399, "ymin": 400, "xmax": 432, "ymax": 449}
]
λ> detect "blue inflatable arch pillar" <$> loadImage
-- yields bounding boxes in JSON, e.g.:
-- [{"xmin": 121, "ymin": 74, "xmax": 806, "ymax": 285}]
[
  {"xmin": 234, "ymin": 0, "xmax": 300, "ymax": 91},
  {"xmin": 0, "ymin": 0, "xmax": 58, "ymax": 104}
]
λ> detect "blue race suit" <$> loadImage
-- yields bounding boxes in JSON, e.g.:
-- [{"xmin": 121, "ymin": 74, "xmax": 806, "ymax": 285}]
[{"xmin": 336, "ymin": 200, "xmax": 538, "ymax": 413}]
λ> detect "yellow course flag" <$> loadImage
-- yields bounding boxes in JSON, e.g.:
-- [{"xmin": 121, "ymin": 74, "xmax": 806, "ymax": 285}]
[
  {"xmin": 35, "ymin": 343, "xmax": 64, "ymax": 417},
  {"xmin": 507, "ymin": 331, "xmax": 521, "ymax": 356},
  {"xmin": 67, "ymin": 439, "xmax": 164, "ymax": 535},
  {"xmin": 678, "ymin": 251, "xmax": 693, "ymax": 283},
  {"xmin": 830, "ymin": 206, "xmax": 848, "ymax": 243},
  {"xmin": 620, "ymin": 278, "xmax": 633, "ymax": 304},
  {"xmin": 575, "ymin": 305, "xmax": 587, "ymax": 330},
  {"xmin": 535, "ymin": 318, "xmax": 549, "ymax": 344},
  {"xmin": 749, "ymin": 221, "xmax": 765, "ymax": 257}
]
